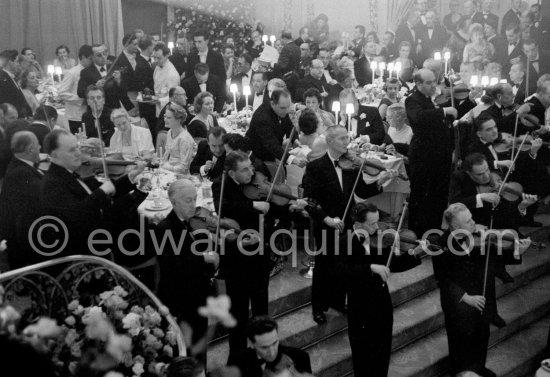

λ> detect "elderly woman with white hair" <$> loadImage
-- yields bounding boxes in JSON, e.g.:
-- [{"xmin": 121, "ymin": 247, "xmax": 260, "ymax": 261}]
[{"xmin": 109, "ymin": 108, "xmax": 155, "ymax": 159}]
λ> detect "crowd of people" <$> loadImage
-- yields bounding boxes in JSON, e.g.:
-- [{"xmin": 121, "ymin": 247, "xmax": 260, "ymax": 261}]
[{"xmin": 0, "ymin": 0, "xmax": 550, "ymax": 376}]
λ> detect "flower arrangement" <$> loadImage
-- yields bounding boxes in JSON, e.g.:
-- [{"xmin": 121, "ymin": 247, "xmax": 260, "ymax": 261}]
[
  {"xmin": 167, "ymin": 0, "xmax": 256, "ymax": 54},
  {"xmin": 356, "ymin": 84, "xmax": 385, "ymax": 104}
]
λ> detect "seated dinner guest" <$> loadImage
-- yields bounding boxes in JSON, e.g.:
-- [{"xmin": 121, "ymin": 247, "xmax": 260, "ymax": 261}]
[
  {"xmin": 338, "ymin": 88, "xmax": 385, "ymax": 144},
  {"xmin": 52, "ymin": 44, "xmax": 76, "ymax": 75},
  {"xmin": 190, "ymin": 126, "xmax": 227, "ymax": 180},
  {"xmin": 296, "ymin": 88, "xmax": 335, "ymax": 135},
  {"xmin": 109, "ymin": 108, "xmax": 154, "ymax": 159},
  {"xmin": 386, "ymin": 103, "xmax": 413, "ymax": 156},
  {"xmin": 187, "ymin": 91, "xmax": 219, "ymax": 141},
  {"xmin": 378, "ymin": 78, "xmax": 402, "ymax": 121},
  {"xmin": 20, "ymin": 70, "xmax": 42, "ymax": 113},
  {"xmin": 162, "ymin": 103, "xmax": 197, "ymax": 174},
  {"xmin": 81, "ymin": 85, "xmax": 115, "ymax": 146}
]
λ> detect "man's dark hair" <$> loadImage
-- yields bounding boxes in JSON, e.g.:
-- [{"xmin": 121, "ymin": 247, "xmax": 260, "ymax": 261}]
[
  {"xmin": 122, "ymin": 33, "xmax": 138, "ymax": 47},
  {"xmin": 0, "ymin": 50, "xmax": 19, "ymax": 62},
  {"xmin": 223, "ymin": 44, "xmax": 235, "ymax": 52},
  {"xmin": 240, "ymin": 53, "xmax": 253, "ymax": 66},
  {"xmin": 335, "ymin": 68, "xmax": 353, "ymax": 84},
  {"xmin": 298, "ymin": 109, "xmax": 318, "ymax": 135},
  {"xmin": 85, "ymin": 85, "xmax": 105, "ymax": 99},
  {"xmin": 165, "ymin": 356, "xmax": 203, "ymax": 377},
  {"xmin": 506, "ymin": 22, "xmax": 521, "ymax": 34},
  {"xmin": 271, "ymin": 88, "xmax": 291, "ymax": 104},
  {"xmin": 522, "ymin": 38, "xmax": 538, "ymax": 48},
  {"xmin": 193, "ymin": 29, "xmax": 209, "ymax": 40},
  {"xmin": 246, "ymin": 316, "xmax": 278, "ymax": 342},
  {"xmin": 168, "ymin": 87, "xmax": 182, "ymax": 98},
  {"xmin": 224, "ymin": 150, "xmax": 249, "ymax": 172},
  {"xmin": 139, "ymin": 35, "xmax": 154, "ymax": 51},
  {"xmin": 33, "ymin": 105, "xmax": 58, "ymax": 122},
  {"xmin": 303, "ymin": 87, "xmax": 322, "ymax": 104},
  {"xmin": 21, "ymin": 47, "xmax": 32, "ymax": 56},
  {"xmin": 194, "ymin": 63, "xmax": 210, "ymax": 75},
  {"xmin": 462, "ymin": 152, "xmax": 487, "ymax": 172},
  {"xmin": 355, "ymin": 25, "xmax": 366, "ymax": 36},
  {"xmin": 474, "ymin": 112, "xmax": 495, "ymax": 132},
  {"xmin": 0, "ymin": 103, "xmax": 17, "ymax": 116},
  {"xmin": 251, "ymin": 71, "xmax": 268, "ymax": 82},
  {"xmin": 351, "ymin": 202, "xmax": 379, "ymax": 223},
  {"xmin": 223, "ymin": 133, "xmax": 249, "ymax": 152},
  {"xmin": 56, "ymin": 45, "xmax": 70, "ymax": 56},
  {"xmin": 208, "ymin": 126, "xmax": 227, "ymax": 139},
  {"xmin": 43, "ymin": 129, "xmax": 70, "ymax": 154},
  {"xmin": 78, "ymin": 45, "xmax": 93, "ymax": 60},
  {"xmin": 154, "ymin": 44, "xmax": 171, "ymax": 56},
  {"xmin": 490, "ymin": 83, "xmax": 507, "ymax": 99}
]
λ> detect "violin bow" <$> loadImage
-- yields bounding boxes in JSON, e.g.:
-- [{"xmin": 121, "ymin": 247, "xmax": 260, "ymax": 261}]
[
  {"xmin": 265, "ymin": 126, "xmax": 297, "ymax": 203},
  {"xmin": 482, "ymin": 133, "xmax": 530, "ymax": 298},
  {"xmin": 211, "ymin": 171, "xmax": 227, "ymax": 286},
  {"xmin": 341, "ymin": 157, "xmax": 367, "ymax": 225},
  {"xmin": 385, "ymin": 201, "xmax": 409, "ymax": 269},
  {"xmin": 510, "ymin": 111, "xmax": 520, "ymax": 161}
]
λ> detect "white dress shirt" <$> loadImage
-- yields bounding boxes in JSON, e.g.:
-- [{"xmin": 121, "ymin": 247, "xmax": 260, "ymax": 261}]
[
  {"xmin": 327, "ymin": 151, "xmax": 343, "ymax": 189},
  {"xmin": 57, "ymin": 63, "xmax": 86, "ymax": 121},
  {"xmin": 95, "ymin": 64, "xmax": 107, "ymax": 77}
]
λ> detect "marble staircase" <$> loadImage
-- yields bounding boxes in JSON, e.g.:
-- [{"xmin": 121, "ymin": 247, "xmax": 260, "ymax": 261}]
[{"xmin": 207, "ymin": 223, "xmax": 550, "ymax": 376}]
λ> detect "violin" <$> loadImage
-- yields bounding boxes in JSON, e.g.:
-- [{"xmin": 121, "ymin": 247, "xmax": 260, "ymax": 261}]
[
  {"xmin": 189, "ymin": 206, "xmax": 243, "ymax": 242},
  {"xmin": 471, "ymin": 229, "xmax": 528, "ymax": 250},
  {"xmin": 433, "ymin": 84, "xmax": 470, "ymax": 106},
  {"xmin": 243, "ymin": 171, "xmax": 299, "ymax": 206},
  {"xmin": 368, "ymin": 222, "xmax": 439, "ymax": 253},
  {"xmin": 337, "ymin": 150, "xmax": 409, "ymax": 181},
  {"xmin": 493, "ymin": 132, "xmax": 550, "ymax": 154},
  {"xmin": 478, "ymin": 172, "xmax": 535, "ymax": 202}
]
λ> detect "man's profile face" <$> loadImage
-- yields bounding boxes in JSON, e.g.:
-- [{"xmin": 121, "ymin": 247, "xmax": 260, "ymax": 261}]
[
  {"xmin": 477, "ymin": 120, "xmax": 498, "ymax": 143},
  {"xmin": 92, "ymin": 46, "xmax": 107, "ymax": 66},
  {"xmin": 194, "ymin": 36, "xmax": 208, "ymax": 53},
  {"xmin": 208, "ymin": 134, "xmax": 225, "ymax": 157},
  {"xmin": 499, "ymin": 86, "xmax": 514, "ymax": 107},
  {"xmin": 271, "ymin": 96, "xmax": 291, "ymax": 118},
  {"xmin": 251, "ymin": 73, "xmax": 266, "ymax": 93},
  {"xmin": 172, "ymin": 87, "xmax": 187, "ymax": 107},
  {"xmin": 172, "ymin": 186, "xmax": 197, "ymax": 220},
  {"xmin": 467, "ymin": 161, "xmax": 491, "ymax": 185},
  {"xmin": 252, "ymin": 329, "xmax": 279, "ymax": 363},
  {"xmin": 506, "ymin": 29, "xmax": 520, "ymax": 44},
  {"xmin": 417, "ymin": 71, "xmax": 437, "ymax": 97},
  {"xmin": 153, "ymin": 49, "xmax": 168, "ymax": 67},
  {"xmin": 357, "ymin": 210, "xmax": 380, "ymax": 236},
  {"xmin": 450, "ymin": 209, "xmax": 476, "ymax": 234}
]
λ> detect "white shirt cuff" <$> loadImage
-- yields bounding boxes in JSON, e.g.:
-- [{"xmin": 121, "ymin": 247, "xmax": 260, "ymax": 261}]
[
  {"xmin": 494, "ymin": 161, "xmax": 499, "ymax": 170},
  {"xmin": 200, "ymin": 165, "xmax": 208, "ymax": 176},
  {"xmin": 286, "ymin": 155, "xmax": 296, "ymax": 165},
  {"xmin": 475, "ymin": 194, "xmax": 483, "ymax": 208}
]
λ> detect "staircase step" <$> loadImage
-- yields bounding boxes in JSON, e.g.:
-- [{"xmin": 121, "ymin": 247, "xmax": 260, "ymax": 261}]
[{"xmin": 309, "ymin": 248, "xmax": 550, "ymax": 377}]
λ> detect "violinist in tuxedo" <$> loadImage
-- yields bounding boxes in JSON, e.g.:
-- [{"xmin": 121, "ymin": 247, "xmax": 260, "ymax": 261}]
[
  {"xmin": 338, "ymin": 88, "xmax": 385, "ymax": 145},
  {"xmin": 155, "ymin": 179, "xmax": 217, "ymax": 344},
  {"xmin": 0, "ymin": 131, "xmax": 44, "ymax": 269},
  {"xmin": 182, "ymin": 63, "xmax": 226, "ymax": 113},
  {"xmin": 501, "ymin": 0, "xmax": 522, "ymax": 35},
  {"xmin": 77, "ymin": 44, "xmax": 136, "ymax": 114},
  {"xmin": 190, "ymin": 126, "xmax": 226, "ymax": 180},
  {"xmin": 302, "ymin": 125, "xmax": 395, "ymax": 324},
  {"xmin": 433, "ymin": 203, "xmax": 531, "ymax": 377},
  {"xmin": 40, "ymin": 129, "xmax": 146, "ymax": 256},
  {"xmin": 406, "ymin": 69, "xmax": 458, "ymax": 236},
  {"xmin": 509, "ymin": 62, "xmax": 527, "ymax": 105},
  {"xmin": 336, "ymin": 203, "xmax": 423, "ymax": 377}
]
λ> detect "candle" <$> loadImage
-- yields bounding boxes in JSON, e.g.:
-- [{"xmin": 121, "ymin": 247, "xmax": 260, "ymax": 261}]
[
  {"xmin": 480, "ymin": 76, "xmax": 489, "ymax": 87},
  {"xmin": 167, "ymin": 41, "xmax": 174, "ymax": 55},
  {"xmin": 370, "ymin": 61, "xmax": 378, "ymax": 83},
  {"xmin": 332, "ymin": 101, "xmax": 340, "ymax": 124},
  {"xmin": 345, "ymin": 103, "xmax": 354, "ymax": 133},
  {"xmin": 269, "ymin": 35, "xmax": 276, "ymax": 44},
  {"xmin": 379, "ymin": 62, "xmax": 386, "ymax": 80},
  {"xmin": 81, "ymin": 122, "xmax": 87, "ymax": 138},
  {"xmin": 499, "ymin": 79, "xmax": 508, "ymax": 84},
  {"xmin": 54, "ymin": 66, "xmax": 62, "ymax": 82},
  {"xmin": 489, "ymin": 77, "xmax": 498, "ymax": 86},
  {"xmin": 444, "ymin": 51, "xmax": 450, "ymax": 75},
  {"xmin": 262, "ymin": 35, "xmax": 268, "ymax": 45},
  {"xmin": 47, "ymin": 65, "xmax": 55, "ymax": 83},
  {"xmin": 470, "ymin": 75, "xmax": 479, "ymax": 87},
  {"xmin": 243, "ymin": 85, "xmax": 251, "ymax": 117},
  {"xmin": 394, "ymin": 61, "xmax": 402, "ymax": 79},
  {"xmin": 434, "ymin": 52, "xmax": 441, "ymax": 61},
  {"xmin": 230, "ymin": 83, "xmax": 238, "ymax": 112},
  {"xmin": 387, "ymin": 62, "xmax": 394, "ymax": 78}
]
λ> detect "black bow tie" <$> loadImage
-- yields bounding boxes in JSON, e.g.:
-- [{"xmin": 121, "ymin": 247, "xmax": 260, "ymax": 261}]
[
  {"xmin": 502, "ymin": 105, "xmax": 515, "ymax": 111},
  {"xmin": 99, "ymin": 67, "xmax": 106, "ymax": 72},
  {"xmin": 242, "ymin": 73, "xmax": 248, "ymax": 78},
  {"xmin": 334, "ymin": 159, "xmax": 340, "ymax": 168},
  {"xmin": 256, "ymin": 92, "xmax": 263, "ymax": 97},
  {"xmin": 509, "ymin": 43, "xmax": 516, "ymax": 47},
  {"xmin": 72, "ymin": 171, "xmax": 82, "ymax": 180}
]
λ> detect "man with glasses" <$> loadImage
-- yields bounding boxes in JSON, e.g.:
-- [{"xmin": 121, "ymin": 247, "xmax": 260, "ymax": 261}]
[
  {"xmin": 295, "ymin": 59, "xmax": 328, "ymax": 106},
  {"xmin": 185, "ymin": 29, "xmax": 226, "ymax": 82},
  {"xmin": 78, "ymin": 44, "xmax": 135, "ymax": 113}
]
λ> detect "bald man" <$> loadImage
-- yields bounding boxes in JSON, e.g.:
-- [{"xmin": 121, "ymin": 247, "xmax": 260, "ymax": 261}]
[
  {"xmin": 295, "ymin": 59, "xmax": 330, "ymax": 106},
  {"xmin": 406, "ymin": 68, "xmax": 457, "ymax": 236}
]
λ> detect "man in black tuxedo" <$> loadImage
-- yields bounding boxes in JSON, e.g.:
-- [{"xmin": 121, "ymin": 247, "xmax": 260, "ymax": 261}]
[
  {"xmin": 0, "ymin": 105, "xmax": 19, "ymax": 180},
  {"xmin": 494, "ymin": 24, "xmax": 524, "ymax": 80},
  {"xmin": 77, "ymin": 44, "xmax": 136, "ymax": 115},
  {"xmin": 80, "ymin": 86, "xmax": 115, "ymax": 146},
  {"xmin": 113, "ymin": 34, "xmax": 154, "ymax": 101},
  {"xmin": 182, "ymin": 63, "xmax": 226, "ymax": 113},
  {"xmin": 480, "ymin": 83, "xmax": 533, "ymax": 135},
  {"xmin": 155, "ymin": 179, "xmax": 217, "ymax": 344},
  {"xmin": 406, "ymin": 69, "xmax": 458, "ymax": 237},
  {"xmin": 338, "ymin": 88, "xmax": 385, "ymax": 145},
  {"xmin": 231, "ymin": 53, "xmax": 254, "ymax": 110},
  {"xmin": 433, "ymin": 203, "xmax": 530, "ymax": 377},
  {"xmin": 354, "ymin": 44, "xmax": 376, "ymax": 86},
  {"xmin": 40, "ymin": 129, "xmax": 145, "ymax": 256},
  {"xmin": 531, "ymin": 3, "xmax": 550, "ymax": 43},
  {"xmin": 395, "ymin": 10, "xmax": 422, "ymax": 67},
  {"xmin": 522, "ymin": 39, "xmax": 550, "ymax": 97},
  {"xmin": 302, "ymin": 125, "xmax": 394, "ymax": 324},
  {"xmin": 501, "ymin": 0, "xmax": 522, "ymax": 35},
  {"xmin": 509, "ymin": 61, "xmax": 527, "ymax": 105},
  {"xmin": 228, "ymin": 316, "xmax": 312, "ymax": 377},
  {"xmin": 0, "ymin": 50, "xmax": 32, "ymax": 119},
  {"xmin": 248, "ymin": 71, "xmax": 270, "ymax": 114},
  {"xmin": 0, "ymin": 131, "xmax": 43, "ymax": 269},
  {"xmin": 472, "ymin": 0, "xmax": 499, "ymax": 29},
  {"xmin": 274, "ymin": 32, "xmax": 301, "ymax": 76},
  {"xmin": 5, "ymin": 105, "xmax": 57, "ymax": 151},
  {"xmin": 336, "ymin": 203, "xmax": 422, "ymax": 377},
  {"xmin": 190, "ymin": 126, "xmax": 226, "ymax": 180},
  {"xmin": 212, "ymin": 151, "xmax": 271, "ymax": 355},
  {"xmin": 246, "ymin": 89, "xmax": 306, "ymax": 167},
  {"xmin": 349, "ymin": 25, "xmax": 367, "ymax": 58},
  {"xmin": 416, "ymin": 11, "xmax": 449, "ymax": 65},
  {"xmin": 294, "ymin": 59, "xmax": 329, "ymax": 105},
  {"xmin": 185, "ymin": 29, "xmax": 226, "ymax": 82}
]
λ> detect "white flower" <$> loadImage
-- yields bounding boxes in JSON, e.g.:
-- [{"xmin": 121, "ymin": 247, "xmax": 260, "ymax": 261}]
[
  {"xmin": 359, "ymin": 113, "xmax": 366, "ymax": 120},
  {"xmin": 163, "ymin": 344, "xmax": 173, "ymax": 357},
  {"xmin": 65, "ymin": 328, "xmax": 78, "ymax": 346},
  {"xmin": 132, "ymin": 362, "xmax": 145, "ymax": 376},
  {"xmin": 84, "ymin": 310, "xmax": 113, "ymax": 341},
  {"xmin": 122, "ymin": 312, "xmax": 142, "ymax": 336},
  {"xmin": 0, "ymin": 240, "xmax": 7, "ymax": 252},
  {"xmin": 65, "ymin": 315, "xmax": 76, "ymax": 326},
  {"xmin": 165, "ymin": 330, "xmax": 177, "ymax": 345},
  {"xmin": 113, "ymin": 286, "xmax": 128, "ymax": 297},
  {"xmin": 23, "ymin": 317, "xmax": 62, "ymax": 338},
  {"xmin": 106, "ymin": 334, "xmax": 132, "ymax": 361},
  {"xmin": 198, "ymin": 295, "xmax": 237, "ymax": 328}
]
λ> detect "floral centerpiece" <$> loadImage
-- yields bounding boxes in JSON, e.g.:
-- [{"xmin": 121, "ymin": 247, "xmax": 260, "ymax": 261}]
[{"xmin": 167, "ymin": 0, "xmax": 256, "ymax": 54}]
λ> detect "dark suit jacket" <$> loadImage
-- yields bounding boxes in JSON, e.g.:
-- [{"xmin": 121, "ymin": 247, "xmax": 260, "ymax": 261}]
[
  {"xmin": 513, "ymin": 80, "xmax": 527, "ymax": 105},
  {"xmin": 5, "ymin": 121, "xmax": 51, "ymax": 152},
  {"xmin": 416, "ymin": 23, "xmax": 449, "ymax": 63},
  {"xmin": 501, "ymin": 9, "xmax": 521, "ymax": 34},
  {"xmin": 77, "ymin": 64, "xmax": 134, "ymax": 111},
  {"xmin": 525, "ymin": 49, "xmax": 550, "ymax": 96},
  {"xmin": 245, "ymin": 102, "xmax": 294, "ymax": 162},
  {"xmin": 0, "ymin": 158, "xmax": 43, "ymax": 268},
  {"xmin": 294, "ymin": 75, "xmax": 328, "ymax": 104},
  {"xmin": 113, "ymin": 52, "xmax": 154, "ymax": 92},
  {"xmin": 303, "ymin": 153, "xmax": 381, "ymax": 227},
  {"xmin": 169, "ymin": 52, "xmax": 187, "ymax": 77},
  {"xmin": 480, "ymin": 104, "xmax": 527, "ymax": 135},
  {"xmin": 189, "ymin": 139, "xmax": 225, "ymax": 180},
  {"xmin": 185, "ymin": 49, "xmax": 226, "ymax": 82},
  {"xmin": 342, "ymin": 105, "xmax": 385, "ymax": 145},
  {"xmin": 351, "ymin": 37, "xmax": 367, "ymax": 58},
  {"xmin": 354, "ymin": 56, "xmax": 374, "ymax": 86},
  {"xmin": 0, "ymin": 70, "xmax": 32, "ymax": 118},
  {"xmin": 395, "ymin": 22, "xmax": 420, "ymax": 65},
  {"xmin": 406, "ymin": 89, "xmax": 452, "ymax": 165},
  {"xmin": 465, "ymin": 138, "xmax": 499, "ymax": 172},
  {"xmin": 181, "ymin": 74, "xmax": 226, "ymax": 113},
  {"xmin": 472, "ymin": 12, "xmax": 499, "ymax": 29},
  {"xmin": 493, "ymin": 39, "xmax": 524, "ymax": 78},
  {"xmin": 326, "ymin": 83, "xmax": 344, "ymax": 112},
  {"xmin": 81, "ymin": 107, "xmax": 115, "ymax": 147},
  {"xmin": 275, "ymin": 42, "xmax": 301, "ymax": 74},
  {"xmin": 40, "ymin": 162, "xmax": 135, "ymax": 255},
  {"xmin": 228, "ymin": 345, "xmax": 312, "ymax": 377}
]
